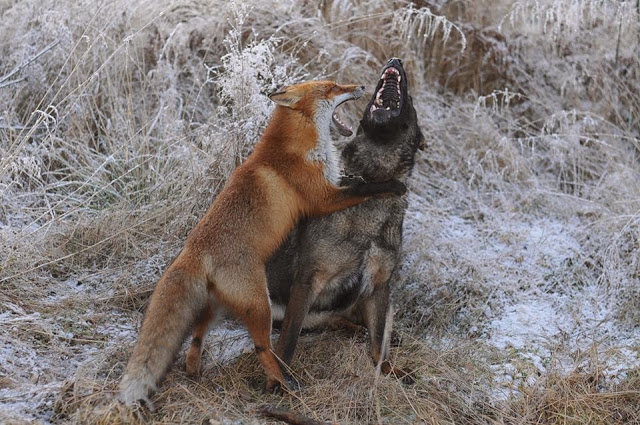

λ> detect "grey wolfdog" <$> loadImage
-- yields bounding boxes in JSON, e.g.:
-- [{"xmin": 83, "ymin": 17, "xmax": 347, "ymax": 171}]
[{"xmin": 266, "ymin": 58, "xmax": 424, "ymax": 384}]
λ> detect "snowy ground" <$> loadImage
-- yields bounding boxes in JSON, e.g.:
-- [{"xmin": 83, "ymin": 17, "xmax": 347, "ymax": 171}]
[
  {"xmin": 2, "ymin": 190, "xmax": 637, "ymax": 423},
  {"xmin": 405, "ymin": 190, "xmax": 640, "ymax": 400}
]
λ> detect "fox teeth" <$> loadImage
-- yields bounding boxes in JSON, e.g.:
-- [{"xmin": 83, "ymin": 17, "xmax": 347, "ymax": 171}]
[{"xmin": 332, "ymin": 113, "xmax": 346, "ymax": 126}]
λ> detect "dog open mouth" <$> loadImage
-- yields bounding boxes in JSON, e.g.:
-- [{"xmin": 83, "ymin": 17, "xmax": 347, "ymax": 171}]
[{"xmin": 370, "ymin": 66, "xmax": 402, "ymax": 114}]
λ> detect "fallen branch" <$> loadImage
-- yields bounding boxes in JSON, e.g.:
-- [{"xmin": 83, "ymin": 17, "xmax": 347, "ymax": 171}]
[{"xmin": 257, "ymin": 406, "xmax": 335, "ymax": 425}]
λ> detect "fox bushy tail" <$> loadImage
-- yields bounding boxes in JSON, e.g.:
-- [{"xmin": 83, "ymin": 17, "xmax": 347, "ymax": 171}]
[{"xmin": 119, "ymin": 263, "xmax": 208, "ymax": 408}]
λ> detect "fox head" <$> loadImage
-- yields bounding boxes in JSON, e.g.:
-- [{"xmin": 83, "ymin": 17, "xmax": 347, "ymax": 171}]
[{"xmin": 269, "ymin": 81, "xmax": 365, "ymax": 137}]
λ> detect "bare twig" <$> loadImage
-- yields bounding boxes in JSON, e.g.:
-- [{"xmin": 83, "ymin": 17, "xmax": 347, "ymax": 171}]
[
  {"xmin": 0, "ymin": 77, "xmax": 27, "ymax": 90},
  {"xmin": 0, "ymin": 40, "xmax": 60, "ymax": 86},
  {"xmin": 615, "ymin": 13, "xmax": 622, "ymax": 68},
  {"xmin": 637, "ymin": 0, "xmax": 640, "ymax": 48},
  {"xmin": 0, "ymin": 125, "xmax": 31, "ymax": 130}
]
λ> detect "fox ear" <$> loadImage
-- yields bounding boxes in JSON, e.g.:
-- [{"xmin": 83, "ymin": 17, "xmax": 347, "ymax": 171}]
[{"xmin": 268, "ymin": 88, "xmax": 302, "ymax": 108}]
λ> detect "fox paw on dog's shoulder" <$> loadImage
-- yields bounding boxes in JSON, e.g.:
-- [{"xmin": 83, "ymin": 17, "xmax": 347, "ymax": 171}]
[
  {"xmin": 369, "ymin": 179, "xmax": 406, "ymax": 196},
  {"xmin": 342, "ymin": 178, "xmax": 406, "ymax": 198},
  {"xmin": 386, "ymin": 179, "xmax": 407, "ymax": 195},
  {"xmin": 339, "ymin": 174, "xmax": 367, "ymax": 187}
]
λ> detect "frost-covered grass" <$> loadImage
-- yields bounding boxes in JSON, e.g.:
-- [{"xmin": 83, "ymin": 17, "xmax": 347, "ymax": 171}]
[{"xmin": 1, "ymin": 0, "xmax": 639, "ymax": 423}]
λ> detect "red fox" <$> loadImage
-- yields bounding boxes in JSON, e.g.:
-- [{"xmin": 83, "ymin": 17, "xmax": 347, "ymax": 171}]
[{"xmin": 118, "ymin": 80, "xmax": 406, "ymax": 408}]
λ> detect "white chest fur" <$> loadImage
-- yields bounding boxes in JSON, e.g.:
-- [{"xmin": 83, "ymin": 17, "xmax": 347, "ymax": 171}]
[{"xmin": 307, "ymin": 101, "xmax": 341, "ymax": 185}]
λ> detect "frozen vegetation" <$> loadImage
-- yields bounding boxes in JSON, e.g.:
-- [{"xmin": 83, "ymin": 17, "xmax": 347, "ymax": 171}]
[{"xmin": 0, "ymin": 0, "xmax": 638, "ymax": 423}]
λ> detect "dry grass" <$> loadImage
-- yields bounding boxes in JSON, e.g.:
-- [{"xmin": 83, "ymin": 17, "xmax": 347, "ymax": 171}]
[
  {"xmin": 507, "ymin": 366, "xmax": 640, "ymax": 424},
  {"xmin": 52, "ymin": 332, "xmax": 500, "ymax": 424},
  {"xmin": 1, "ymin": 0, "xmax": 639, "ymax": 423}
]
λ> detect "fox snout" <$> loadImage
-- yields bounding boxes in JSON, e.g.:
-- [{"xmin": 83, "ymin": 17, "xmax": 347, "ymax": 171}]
[
  {"xmin": 334, "ymin": 84, "xmax": 365, "ymax": 107},
  {"xmin": 348, "ymin": 85, "xmax": 365, "ymax": 100},
  {"xmin": 354, "ymin": 85, "xmax": 365, "ymax": 98}
]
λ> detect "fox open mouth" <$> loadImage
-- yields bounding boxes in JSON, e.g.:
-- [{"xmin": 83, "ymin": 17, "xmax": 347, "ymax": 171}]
[
  {"xmin": 332, "ymin": 104, "xmax": 354, "ymax": 136},
  {"xmin": 370, "ymin": 66, "xmax": 402, "ymax": 114}
]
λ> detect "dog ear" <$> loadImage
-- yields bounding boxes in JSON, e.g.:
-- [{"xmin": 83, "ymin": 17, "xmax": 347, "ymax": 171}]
[{"xmin": 268, "ymin": 87, "xmax": 302, "ymax": 108}]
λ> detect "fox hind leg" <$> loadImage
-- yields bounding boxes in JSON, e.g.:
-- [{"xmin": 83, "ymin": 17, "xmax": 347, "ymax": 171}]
[
  {"xmin": 186, "ymin": 297, "xmax": 221, "ymax": 377},
  {"xmin": 214, "ymin": 268, "xmax": 295, "ymax": 393}
]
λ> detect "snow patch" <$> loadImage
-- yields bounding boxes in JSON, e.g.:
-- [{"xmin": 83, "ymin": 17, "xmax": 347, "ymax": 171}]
[{"xmin": 403, "ymin": 192, "xmax": 640, "ymax": 399}]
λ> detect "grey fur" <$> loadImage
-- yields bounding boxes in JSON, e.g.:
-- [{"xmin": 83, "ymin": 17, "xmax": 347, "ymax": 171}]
[{"xmin": 266, "ymin": 58, "xmax": 423, "ymax": 378}]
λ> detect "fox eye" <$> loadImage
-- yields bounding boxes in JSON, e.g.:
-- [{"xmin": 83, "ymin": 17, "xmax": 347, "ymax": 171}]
[{"xmin": 331, "ymin": 85, "xmax": 340, "ymax": 92}]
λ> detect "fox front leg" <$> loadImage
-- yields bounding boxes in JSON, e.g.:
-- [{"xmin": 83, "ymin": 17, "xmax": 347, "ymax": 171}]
[{"xmin": 342, "ymin": 179, "xmax": 406, "ymax": 198}]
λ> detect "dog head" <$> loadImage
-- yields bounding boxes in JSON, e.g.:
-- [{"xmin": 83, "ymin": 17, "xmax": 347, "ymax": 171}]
[{"xmin": 342, "ymin": 58, "xmax": 424, "ymax": 182}]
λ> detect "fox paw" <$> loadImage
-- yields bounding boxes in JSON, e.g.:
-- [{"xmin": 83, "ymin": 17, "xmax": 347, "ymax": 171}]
[
  {"xmin": 339, "ymin": 174, "xmax": 367, "ymax": 186},
  {"xmin": 374, "ymin": 179, "xmax": 407, "ymax": 197},
  {"xmin": 265, "ymin": 375, "xmax": 302, "ymax": 395},
  {"xmin": 387, "ymin": 179, "xmax": 407, "ymax": 195},
  {"xmin": 380, "ymin": 361, "xmax": 416, "ymax": 385}
]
